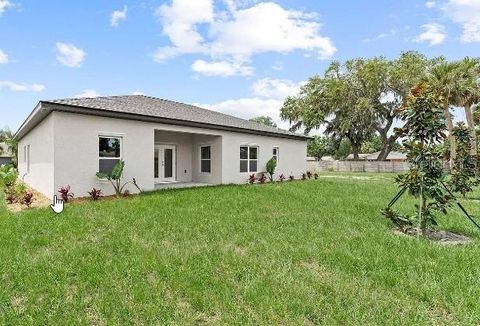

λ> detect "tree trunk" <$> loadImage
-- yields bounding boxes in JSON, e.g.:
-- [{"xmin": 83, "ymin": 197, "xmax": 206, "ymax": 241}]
[
  {"xmin": 376, "ymin": 113, "xmax": 396, "ymax": 161},
  {"xmin": 464, "ymin": 103, "xmax": 477, "ymax": 156},
  {"xmin": 444, "ymin": 103, "xmax": 456, "ymax": 167},
  {"xmin": 351, "ymin": 143, "xmax": 360, "ymax": 160},
  {"xmin": 377, "ymin": 135, "xmax": 398, "ymax": 161}
]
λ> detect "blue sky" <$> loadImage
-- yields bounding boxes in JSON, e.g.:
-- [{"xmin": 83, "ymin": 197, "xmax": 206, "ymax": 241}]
[{"xmin": 1, "ymin": 0, "xmax": 479, "ymax": 132}]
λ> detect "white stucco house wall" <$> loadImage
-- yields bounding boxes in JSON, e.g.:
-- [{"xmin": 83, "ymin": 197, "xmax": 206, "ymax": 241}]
[{"xmin": 14, "ymin": 95, "xmax": 308, "ymax": 198}]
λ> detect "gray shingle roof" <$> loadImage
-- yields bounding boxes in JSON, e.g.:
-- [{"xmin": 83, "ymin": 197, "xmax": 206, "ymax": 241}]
[{"xmin": 43, "ymin": 95, "xmax": 307, "ymax": 139}]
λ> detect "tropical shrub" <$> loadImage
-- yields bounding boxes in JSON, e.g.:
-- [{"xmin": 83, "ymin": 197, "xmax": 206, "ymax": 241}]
[
  {"xmin": 88, "ymin": 188, "xmax": 102, "ymax": 200},
  {"xmin": 448, "ymin": 122, "xmax": 478, "ymax": 197},
  {"xmin": 4, "ymin": 187, "xmax": 16, "ymax": 204},
  {"xmin": 4, "ymin": 181, "xmax": 27, "ymax": 204},
  {"xmin": 0, "ymin": 165, "xmax": 17, "ymax": 187},
  {"xmin": 266, "ymin": 157, "xmax": 277, "ymax": 182},
  {"xmin": 382, "ymin": 83, "xmax": 452, "ymax": 233},
  {"xmin": 96, "ymin": 160, "xmax": 140, "ymax": 197},
  {"xmin": 22, "ymin": 190, "xmax": 34, "ymax": 208},
  {"xmin": 279, "ymin": 174, "xmax": 286, "ymax": 182},
  {"xmin": 258, "ymin": 174, "xmax": 267, "ymax": 184},
  {"xmin": 289, "ymin": 175, "xmax": 294, "ymax": 181},
  {"xmin": 314, "ymin": 172, "xmax": 319, "ymax": 180},
  {"xmin": 302, "ymin": 173, "xmax": 307, "ymax": 180},
  {"xmin": 248, "ymin": 174, "xmax": 256, "ymax": 184},
  {"xmin": 58, "ymin": 185, "xmax": 74, "ymax": 202}
]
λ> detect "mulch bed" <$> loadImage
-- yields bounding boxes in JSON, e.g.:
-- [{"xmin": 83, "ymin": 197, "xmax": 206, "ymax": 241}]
[
  {"xmin": 394, "ymin": 227, "xmax": 471, "ymax": 245},
  {"xmin": 5, "ymin": 189, "xmax": 51, "ymax": 213}
]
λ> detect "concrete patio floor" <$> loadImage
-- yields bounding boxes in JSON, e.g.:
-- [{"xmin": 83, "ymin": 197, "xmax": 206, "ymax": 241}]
[{"xmin": 154, "ymin": 181, "xmax": 213, "ymax": 190}]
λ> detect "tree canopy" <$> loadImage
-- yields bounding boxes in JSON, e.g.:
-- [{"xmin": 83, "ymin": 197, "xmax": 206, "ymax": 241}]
[
  {"xmin": 281, "ymin": 52, "xmax": 437, "ymax": 160},
  {"xmin": 249, "ymin": 116, "xmax": 277, "ymax": 128}
]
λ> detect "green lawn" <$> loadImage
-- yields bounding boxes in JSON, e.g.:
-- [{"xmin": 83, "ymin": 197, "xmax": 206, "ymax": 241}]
[{"xmin": 1, "ymin": 175, "xmax": 480, "ymax": 324}]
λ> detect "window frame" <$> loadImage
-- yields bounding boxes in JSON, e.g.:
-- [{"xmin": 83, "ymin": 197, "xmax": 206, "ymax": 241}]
[
  {"xmin": 240, "ymin": 145, "xmax": 259, "ymax": 173},
  {"xmin": 199, "ymin": 145, "xmax": 212, "ymax": 175},
  {"xmin": 273, "ymin": 146, "xmax": 279, "ymax": 163},
  {"xmin": 98, "ymin": 135, "xmax": 123, "ymax": 176}
]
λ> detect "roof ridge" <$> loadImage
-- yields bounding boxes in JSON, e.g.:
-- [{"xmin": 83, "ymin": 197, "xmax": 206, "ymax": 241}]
[{"xmin": 45, "ymin": 94, "xmax": 136, "ymax": 102}]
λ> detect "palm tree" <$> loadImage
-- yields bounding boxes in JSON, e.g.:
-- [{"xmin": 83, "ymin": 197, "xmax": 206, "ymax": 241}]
[
  {"xmin": 0, "ymin": 128, "xmax": 18, "ymax": 167},
  {"xmin": 455, "ymin": 58, "xmax": 480, "ymax": 156},
  {"xmin": 426, "ymin": 62, "xmax": 462, "ymax": 166}
]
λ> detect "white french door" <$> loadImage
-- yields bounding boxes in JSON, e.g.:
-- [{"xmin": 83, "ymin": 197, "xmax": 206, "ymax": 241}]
[{"xmin": 154, "ymin": 145, "xmax": 176, "ymax": 182}]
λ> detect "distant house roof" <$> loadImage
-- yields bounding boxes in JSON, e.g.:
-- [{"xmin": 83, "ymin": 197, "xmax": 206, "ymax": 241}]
[
  {"xmin": 346, "ymin": 151, "xmax": 407, "ymax": 161},
  {"xmin": 15, "ymin": 95, "xmax": 309, "ymax": 141},
  {"xmin": 0, "ymin": 142, "xmax": 12, "ymax": 158},
  {"xmin": 320, "ymin": 155, "xmax": 336, "ymax": 161},
  {"xmin": 345, "ymin": 153, "xmax": 370, "ymax": 160}
]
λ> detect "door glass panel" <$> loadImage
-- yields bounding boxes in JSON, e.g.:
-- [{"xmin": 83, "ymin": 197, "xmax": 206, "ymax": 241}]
[
  {"xmin": 154, "ymin": 148, "xmax": 159, "ymax": 178},
  {"xmin": 164, "ymin": 148, "xmax": 173, "ymax": 178}
]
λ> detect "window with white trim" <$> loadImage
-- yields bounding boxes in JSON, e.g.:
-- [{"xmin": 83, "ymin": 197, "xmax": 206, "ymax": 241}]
[
  {"xmin": 99, "ymin": 136, "xmax": 122, "ymax": 174},
  {"xmin": 273, "ymin": 146, "xmax": 279, "ymax": 162},
  {"xmin": 240, "ymin": 146, "xmax": 258, "ymax": 173},
  {"xmin": 200, "ymin": 146, "xmax": 211, "ymax": 173}
]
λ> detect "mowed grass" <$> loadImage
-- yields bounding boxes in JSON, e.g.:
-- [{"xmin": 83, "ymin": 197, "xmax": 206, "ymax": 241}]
[{"xmin": 1, "ymin": 175, "xmax": 480, "ymax": 324}]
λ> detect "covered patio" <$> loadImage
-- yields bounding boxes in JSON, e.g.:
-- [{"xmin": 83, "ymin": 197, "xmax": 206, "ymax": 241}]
[{"xmin": 154, "ymin": 129, "xmax": 222, "ymax": 186}]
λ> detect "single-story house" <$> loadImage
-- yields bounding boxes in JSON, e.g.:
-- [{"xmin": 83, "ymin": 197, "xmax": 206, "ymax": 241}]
[
  {"xmin": 345, "ymin": 153, "xmax": 370, "ymax": 161},
  {"xmin": 346, "ymin": 151, "xmax": 407, "ymax": 162},
  {"xmin": 14, "ymin": 95, "xmax": 308, "ymax": 198},
  {"xmin": 0, "ymin": 142, "xmax": 13, "ymax": 165}
]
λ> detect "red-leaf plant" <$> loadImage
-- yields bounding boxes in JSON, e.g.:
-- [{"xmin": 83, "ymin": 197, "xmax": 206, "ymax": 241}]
[
  {"xmin": 248, "ymin": 174, "xmax": 256, "ymax": 184},
  {"xmin": 314, "ymin": 173, "xmax": 319, "ymax": 180},
  {"xmin": 88, "ymin": 188, "xmax": 102, "ymax": 200},
  {"xmin": 22, "ymin": 190, "xmax": 34, "ymax": 208},
  {"xmin": 302, "ymin": 173, "xmax": 307, "ymax": 180},
  {"xmin": 258, "ymin": 173, "xmax": 267, "ymax": 184},
  {"xmin": 58, "ymin": 185, "xmax": 74, "ymax": 203},
  {"xmin": 306, "ymin": 171, "xmax": 312, "ymax": 179},
  {"xmin": 289, "ymin": 175, "xmax": 295, "ymax": 181},
  {"xmin": 279, "ymin": 174, "xmax": 286, "ymax": 182}
]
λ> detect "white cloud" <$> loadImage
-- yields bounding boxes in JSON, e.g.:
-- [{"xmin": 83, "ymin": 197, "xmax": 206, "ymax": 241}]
[
  {"xmin": 0, "ymin": 81, "xmax": 45, "ymax": 92},
  {"xmin": 154, "ymin": 0, "xmax": 336, "ymax": 76},
  {"xmin": 363, "ymin": 29, "xmax": 397, "ymax": 42},
  {"xmin": 425, "ymin": 1, "xmax": 436, "ymax": 8},
  {"xmin": 196, "ymin": 97, "xmax": 289, "ymax": 127},
  {"xmin": 110, "ymin": 6, "xmax": 127, "ymax": 27},
  {"xmin": 0, "ymin": 0, "xmax": 12, "ymax": 16},
  {"xmin": 154, "ymin": 0, "xmax": 214, "ymax": 61},
  {"xmin": 56, "ymin": 42, "xmax": 86, "ymax": 68},
  {"xmin": 132, "ymin": 91, "xmax": 144, "ymax": 95},
  {"xmin": 76, "ymin": 89, "xmax": 100, "ymax": 98},
  {"xmin": 251, "ymin": 78, "xmax": 303, "ymax": 99},
  {"xmin": 194, "ymin": 77, "xmax": 304, "ymax": 131},
  {"xmin": 0, "ymin": 49, "xmax": 8, "ymax": 64},
  {"xmin": 443, "ymin": 0, "xmax": 480, "ymax": 43},
  {"xmin": 415, "ymin": 23, "xmax": 446, "ymax": 45},
  {"xmin": 191, "ymin": 59, "xmax": 253, "ymax": 76}
]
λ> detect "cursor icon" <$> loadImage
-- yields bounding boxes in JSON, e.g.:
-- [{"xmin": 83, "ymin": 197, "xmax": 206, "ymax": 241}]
[{"xmin": 50, "ymin": 195, "xmax": 64, "ymax": 214}]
